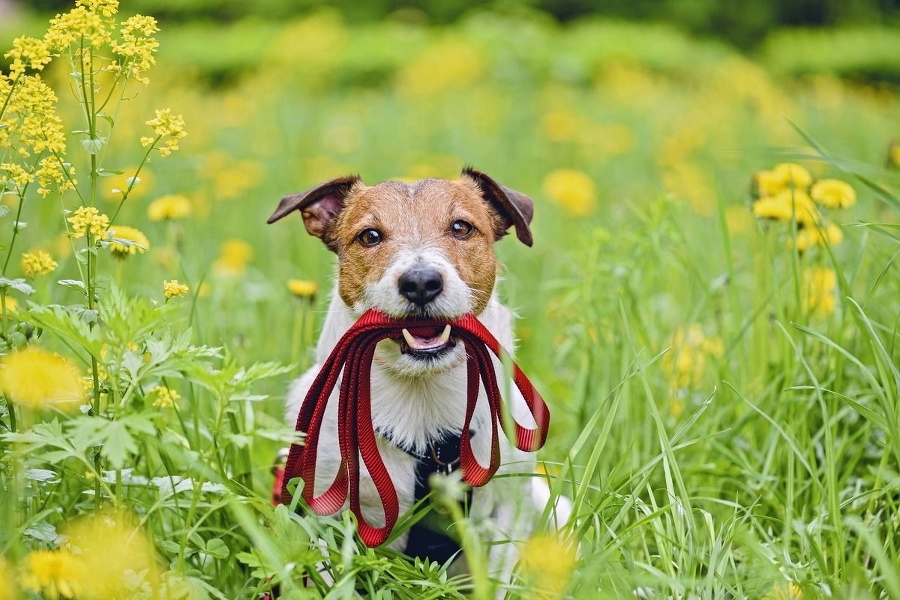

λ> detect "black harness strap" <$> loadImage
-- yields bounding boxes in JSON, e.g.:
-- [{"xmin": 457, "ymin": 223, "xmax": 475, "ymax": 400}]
[{"xmin": 402, "ymin": 432, "xmax": 473, "ymax": 565}]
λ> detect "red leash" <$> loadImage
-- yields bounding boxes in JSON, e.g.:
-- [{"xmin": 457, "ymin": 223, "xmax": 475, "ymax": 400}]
[{"xmin": 280, "ymin": 309, "xmax": 550, "ymax": 547}]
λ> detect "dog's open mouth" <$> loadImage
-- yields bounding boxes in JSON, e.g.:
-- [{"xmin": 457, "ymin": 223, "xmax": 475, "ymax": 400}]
[{"xmin": 395, "ymin": 324, "xmax": 457, "ymax": 359}]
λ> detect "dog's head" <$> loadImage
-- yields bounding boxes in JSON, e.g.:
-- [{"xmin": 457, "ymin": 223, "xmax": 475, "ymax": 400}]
[{"xmin": 268, "ymin": 168, "xmax": 533, "ymax": 374}]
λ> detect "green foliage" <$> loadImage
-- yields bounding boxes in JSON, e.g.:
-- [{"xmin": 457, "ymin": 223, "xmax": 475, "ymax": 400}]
[{"xmin": 1, "ymin": 1, "xmax": 900, "ymax": 598}]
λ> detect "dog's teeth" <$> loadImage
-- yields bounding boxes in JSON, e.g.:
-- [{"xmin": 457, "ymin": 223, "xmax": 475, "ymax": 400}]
[
  {"xmin": 439, "ymin": 324, "xmax": 452, "ymax": 344},
  {"xmin": 401, "ymin": 328, "xmax": 418, "ymax": 349}
]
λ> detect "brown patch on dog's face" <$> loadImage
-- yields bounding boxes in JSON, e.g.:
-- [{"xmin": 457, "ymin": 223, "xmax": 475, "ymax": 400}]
[{"xmin": 331, "ymin": 178, "xmax": 501, "ymax": 316}]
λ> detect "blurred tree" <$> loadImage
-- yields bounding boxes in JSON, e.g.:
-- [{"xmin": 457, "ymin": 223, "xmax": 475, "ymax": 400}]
[{"xmin": 14, "ymin": 0, "xmax": 900, "ymax": 48}]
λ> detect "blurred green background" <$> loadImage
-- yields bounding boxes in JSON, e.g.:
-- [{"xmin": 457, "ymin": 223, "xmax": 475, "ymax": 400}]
[
  {"xmin": 8, "ymin": 0, "xmax": 900, "ymax": 50},
  {"xmin": 2, "ymin": 0, "xmax": 900, "ymax": 596}
]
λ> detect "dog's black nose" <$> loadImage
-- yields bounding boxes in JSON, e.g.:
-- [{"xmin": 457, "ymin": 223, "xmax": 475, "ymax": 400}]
[{"xmin": 399, "ymin": 268, "xmax": 443, "ymax": 306}]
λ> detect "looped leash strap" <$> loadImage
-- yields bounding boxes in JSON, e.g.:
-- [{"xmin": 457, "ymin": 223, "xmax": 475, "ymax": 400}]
[{"xmin": 280, "ymin": 309, "xmax": 550, "ymax": 547}]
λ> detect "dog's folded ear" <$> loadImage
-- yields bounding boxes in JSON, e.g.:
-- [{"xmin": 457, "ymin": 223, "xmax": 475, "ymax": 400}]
[
  {"xmin": 462, "ymin": 168, "xmax": 534, "ymax": 247},
  {"xmin": 267, "ymin": 175, "xmax": 361, "ymax": 246}
]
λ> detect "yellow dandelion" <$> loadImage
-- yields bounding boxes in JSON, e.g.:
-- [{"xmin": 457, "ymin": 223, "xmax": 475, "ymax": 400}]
[
  {"xmin": 662, "ymin": 324, "xmax": 724, "ymax": 391},
  {"xmin": 287, "ymin": 279, "xmax": 318, "ymax": 299},
  {"xmin": 0, "ymin": 347, "xmax": 84, "ymax": 410},
  {"xmin": 543, "ymin": 169, "xmax": 596, "ymax": 216},
  {"xmin": 752, "ymin": 190, "xmax": 820, "ymax": 224},
  {"xmin": 541, "ymin": 110, "xmax": 579, "ymax": 142},
  {"xmin": 793, "ymin": 222, "xmax": 843, "ymax": 251},
  {"xmin": 163, "ymin": 279, "xmax": 189, "ymax": 300},
  {"xmin": 763, "ymin": 581, "xmax": 804, "ymax": 600},
  {"xmin": 147, "ymin": 194, "xmax": 192, "ymax": 221},
  {"xmin": 0, "ymin": 556, "xmax": 17, "ymax": 600},
  {"xmin": 771, "ymin": 162, "xmax": 812, "ymax": 190},
  {"xmin": 63, "ymin": 509, "xmax": 161, "ymax": 599},
  {"xmin": 810, "ymin": 179, "xmax": 856, "ymax": 209},
  {"xmin": 752, "ymin": 169, "xmax": 785, "ymax": 198},
  {"xmin": 888, "ymin": 140, "xmax": 900, "ymax": 169},
  {"xmin": 67, "ymin": 206, "xmax": 109, "ymax": 239},
  {"xmin": 2, "ymin": 296, "xmax": 18, "ymax": 313},
  {"xmin": 20, "ymin": 550, "xmax": 82, "ymax": 599},
  {"xmin": 213, "ymin": 239, "xmax": 253, "ymax": 277},
  {"xmin": 100, "ymin": 168, "xmax": 153, "ymax": 200},
  {"xmin": 21, "ymin": 250, "xmax": 57, "ymax": 276},
  {"xmin": 150, "ymin": 385, "xmax": 180, "ymax": 408},
  {"xmin": 107, "ymin": 225, "xmax": 150, "ymax": 258},
  {"xmin": 802, "ymin": 268, "xmax": 837, "ymax": 317},
  {"xmin": 519, "ymin": 533, "xmax": 577, "ymax": 599}
]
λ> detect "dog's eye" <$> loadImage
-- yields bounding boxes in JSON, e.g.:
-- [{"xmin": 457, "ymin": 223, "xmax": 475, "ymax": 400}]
[
  {"xmin": 450, "ymin": 220, "xmax": 475, "ymax": 240},
  {"xmin": 356, "ymin": 228, "xmax": 382, "ymax": 247}
]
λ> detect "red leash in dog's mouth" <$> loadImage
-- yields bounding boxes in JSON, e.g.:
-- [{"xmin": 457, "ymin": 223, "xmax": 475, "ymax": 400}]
[{"xmin": 280, "ymin": 309, "xmax": 550, "ymax": 547}]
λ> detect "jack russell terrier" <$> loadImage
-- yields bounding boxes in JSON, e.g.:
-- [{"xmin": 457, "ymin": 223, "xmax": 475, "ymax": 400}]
[{"xmin": 268, "ymin": 167, "xmax": 569, "ymax": 583}]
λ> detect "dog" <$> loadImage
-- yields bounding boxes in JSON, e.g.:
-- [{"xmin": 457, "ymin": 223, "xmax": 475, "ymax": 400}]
[{"xmin": 268, "ymin": 167, "xmax": 568, "ymax": 584}]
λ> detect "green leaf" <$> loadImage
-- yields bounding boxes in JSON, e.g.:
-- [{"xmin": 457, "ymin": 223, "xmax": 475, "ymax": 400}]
[
  {"xmin": 57, "ymin": 279, "xmax": 86, "ymax": 291},
  {"xmin": 205, "ymin": 538, "xmax": 230, "ymax": 560},
  {"xmin": 24, "ymin": 521, "xmax": 58, "ymax": 543},
  {"xmin": 81, "ymin": 137, "xmax": 108, "ymax": 155},
  {"xmin": 100, "ymin": 420, "xmax": 139, "ymax": 470},
  {"xmin": 0, "ymin": 277, "xmax": 35, "ymax": 295}
]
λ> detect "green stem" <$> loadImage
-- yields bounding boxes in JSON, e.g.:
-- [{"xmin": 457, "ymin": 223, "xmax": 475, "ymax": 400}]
[
  {"xmin": 5, "ymin": 396, "xmax": 15, "ymax": 434},
  {"xmin": 1, "ymin": 190, "xmax": 28, "ymax": 276},
  {"xmin": 0, "ymin": 72, "xmax": 22, "ymax": 121},
  {"xmin": 109, "ymin": 139, "xmax": 159, "ymax": 226}
]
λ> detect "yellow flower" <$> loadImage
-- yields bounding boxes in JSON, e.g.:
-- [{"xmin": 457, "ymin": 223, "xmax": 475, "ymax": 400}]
[
  {"xmin": 763, "ymin": 581, "xmax": 804, "ymax": 599},
  {"xmin": 21, "ymin": 250, "xmax": 58, "ymax": 276},
  {"xmin": 662, "ymin": 324, "xmax": 724, "ymax": 391},
  {"xmin": 150, "ymin": 385, "xmax": 180, "ymax": 408},
  {"xmin": 752, "ymin": 169, "xmax": 784, "ymax": 198},
  {"xmin": 889, "ymin": 140, "xmax": 900, "ymax": 169},
  {"xmin": 111, "ymin": 14, "xmax": 159, "ymax": 85},
  {"xmin": 753, "ymin": 163, "xmax": 812, "ymax": 198},
  {"xmin": 0, "ymin": 347, "xmax": 84, "ymax": 410},
  {"xmin": 20, "ymin": 550, "xmax": 82, "ymax": 599},
  {"xmin": 793, "ymin": 222, "xmax": 843, "ymax": 251},
  {"xmin": 107, "ymin": 225, "xmax": 150, "ymax": 258},
  {"xmin": 810, "ymin": 179, "xmax": 856, "ymax": 209},
  {"xmin": 752, "ymin": 190, "xmax": 820, "ymax": 224},
  {"xmin": 518, "ymin": 533, "xmax": 577, "ymax": 599},
  {"xmin": 288, "ymin": 279, "xmax": 318, "ymax": 299},
  {"xmin": 543, "ymin": 169, "xmax": 596, "ymax": 216},
  {"xmin": 4, "ymin": 36, "xmax": 52, "ymax": 75},
  {"xmin": 0, "ymin": 73, "xmax": 69, "ymax": 198},
  {"xmin": 771, "ymin": 162, "xmax": 812, "ymax": 190},
  {"xmin": 541, "ymin": 110, "xmax": 579, "ymax": 142},
  {"xmin": 147, "ymin": 194, "xmax": 192, "ymax": 221},
  {"xmin": 67, "ymin": 206, "xmax": 109, "ymax": 239},
  {"xmin": 802, "ymin": 268, "xmax": 836, "ymax": 317},
  {"xmin": 142, "ymin": 108, "xmax": 187, "ymax": 157},
  {"xmin": 396, "ymin": 39, "xmax": 484, "ymax": 97},
  {"xmin": 63, "ymin": 509, "xmax": 161, "ymax": 599},
  {"xmin": 163, "ymin": 279, "xmax": 189, "ymax": 300},
  {"xmin": 0, "ymin": 556, "xmax": 17, "ymax": 600},
  {"xmin": 2, "ymin": 296, "xmax": 18, "ymax": 313},
  {"xmin": 213, "ymin": 239, "xmax": 253, "ymax": 277},
  {"xmin": 44, "ymin": 5, "xmax": 112, "ymax": 52}
]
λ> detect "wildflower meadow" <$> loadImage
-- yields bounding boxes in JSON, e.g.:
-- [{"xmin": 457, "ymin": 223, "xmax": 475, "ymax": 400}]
[{"xmin": 1, "ymin": 1, "xmax": 899, "ymax": 598}]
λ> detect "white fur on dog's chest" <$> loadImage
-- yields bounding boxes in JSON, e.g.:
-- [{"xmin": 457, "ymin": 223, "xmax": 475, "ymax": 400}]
[{"xmin": 284, "ymin": 290, "xmax": 537, "ymax": 548}]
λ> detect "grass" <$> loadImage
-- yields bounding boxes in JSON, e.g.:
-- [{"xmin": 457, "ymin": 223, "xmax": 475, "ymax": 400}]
[{"xmin": 1, "ymin": 4, "xmax": 899, "ymax": 599}]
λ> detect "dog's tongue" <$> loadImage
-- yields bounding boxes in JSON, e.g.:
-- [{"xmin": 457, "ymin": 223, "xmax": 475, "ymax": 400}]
[{"xmin": 401, "ymin": 324, "xmax": 451, "ymax": 351}]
